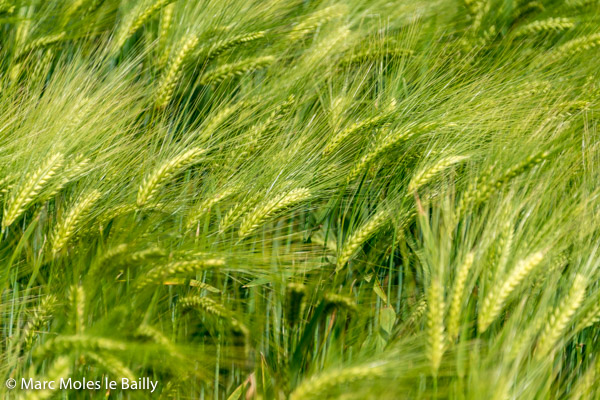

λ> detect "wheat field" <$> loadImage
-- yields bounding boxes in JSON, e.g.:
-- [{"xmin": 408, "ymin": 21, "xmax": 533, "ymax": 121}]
[{"xmin": 0, "ymin": 0, "xmax": 599, "ymax": 399}]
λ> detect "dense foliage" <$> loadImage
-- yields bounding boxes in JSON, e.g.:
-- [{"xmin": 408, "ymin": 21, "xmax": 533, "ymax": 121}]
[{"xmin": 1, "ymin": 0, "xmax": 600, "ymax": 398}]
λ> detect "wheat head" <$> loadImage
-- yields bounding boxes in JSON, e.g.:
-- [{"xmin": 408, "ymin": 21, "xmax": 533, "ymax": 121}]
[{"xmin": 136, "ymin": 147, "xmax": 204, "ymax": 207}]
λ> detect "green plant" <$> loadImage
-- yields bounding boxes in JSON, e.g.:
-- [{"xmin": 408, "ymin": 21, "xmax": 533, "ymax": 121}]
[{"xmin": 1, "ymin": 0, "xmax": 600, "ymax": 399}]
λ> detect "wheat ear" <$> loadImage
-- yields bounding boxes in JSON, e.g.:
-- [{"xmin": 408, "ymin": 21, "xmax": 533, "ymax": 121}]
[
  {"xmin": 90, "ymin": 243, "xmax": 129, "ymax": 275},
  {"xmin": 34, "ymin": 335, "xmax": 127, "ymax": 358},
  {"xmin": 201, "ymin": 103, "xmax": 240, "ymax": 138},
  {"xmin": 218, "ymin": 202, "xmax": 248, "ymax": 233},
  {"xmin": 97, "ymin": 202, "xmax": 167, "ymax": 227},
  {"xmin": 513, "ymin": 0, "xmax": 544, "ymax": 18},
  {"xmin": 62, "ymin": 0, "xmax": 85, "ymax": 26},
  {"xmin": 0, "ymin": 174, "xmax": 15, "ymax": 194},
  {"xmin": 336, "ymin": 209, "xmax": 389, "ymax": 272},
  {"xmin": 30, "ymin": 49, "xmax": 54, "ymax": 84},
  {"xmin": 566, "ymin": 0, "xmax": 597, "ymax": 7},
  {"xmin": 575, "ymin": 302, "xmax": 600, "ymax": 333},
  {"xmin": 463, "ymin": 0, "xmax": 486, "ymax": 15},
  {"xmin": 84, "ymin": 0, "xmax": 105, "ymax": 15},
  {"xmin": 90, "ymin": 245, "xmax": 166, "ymax": 276},
  {"xmin": 155, "ymin": 34, "xmax": 200, "ymax": 109},
  {"xmin": 85, "ymin": 351, "xmax": 135, "ymax": 381},
  {"xmin": 21, "ymin": 295, "xmax": 57, "ymax": 351},
  {"xmin": 204, "ymin": 31, "xmax": 266, "ymax": 63},
  {"xmin": 199, "ymin": 56, "xmax": 274, "ymax": 85},
  {"xmin": 347, "ymin": 125, "xmax": 427, "ymax": 182},
  {"xmin": 136, "ymin": 147, "xmax": 204, "ymax": 207},
  {"xmin": 535, "ymin": 274, "xmax": 586, "ymax": 359},
  {"xmin": 289, "ymin": 362, "xmax": 386, "ymax": 400},
  {"xmin": 570, "ymin": 356, "xmax": 599, "ymax": 400},
  {"xmin": 3, "ymin": 153, "xmax": 64, "ymax": 228},
  {"xmin": 238, "ymin": 95, "xmax": 295, "ymax": 161},
  {"xmin": 323, "ymin": 293, "xmax": 357, "ymax": 314},
  {"xmin": 180, "ymin": 296, "xmax": 228, "ymax": 317},
  {"xmin": 507, "ymin": 80, "xmax": 552, "ymax": 100},
  {"xmin": 136, "ymin": 324, "xmax": 174, "ymax": 348},
  {"xmin": 484, "ymin": 221, "xmax": 513, "ymax": 285},
  {"xmin": 42, "ymin": 154, "xmax": 90, "ymax": 201},
  {"xmin": 238, "ymin": 188, "xmax": 311, "ymax": 238},
  {"xmin": 342, "ymin": 48, "xmax": 414, "ymax": 66},
  {"xmin": 493, "ymin": 150, "xmax": 551, "ymax": 185},
  {"xmin": 303, "ymin": 25, "xmax": 350, "ymax": 63},
  {"xmin": 157, "ymin": 2, "xmax": 174, "ymax": 65},
  {"xmin": 15, "ymin": 32, "xmax": 66, "ymax": 61},
  {"xmin": 116, "ymin": 0, "xmax": 174, "ymax": 49},
  {"xmin": 508, "ymin": 313, "xmax": 546, "ymax": 361},
  {"xmin": 427, "ymin": 278, "xmax": 446, "ymax": 375},
  {"xmin": 514, "ymin": 18, "xmax": 574, "ymax": 37},
  {"xmin": 447, "ymin": 252, "xmax": 475, "ymax": 341},
  {"xmin": 323, "ymin": 111, "xmax": 393, "ymax": 156},
  {"xmin": 23, "ymin": 356, "xmax": 71, "ymax": 400},
  {"xmin": 495, "ymin": 222, "xmax": 514, "ymax": 275},
  {"xmin": 288, "ymin": 5, "xmax": 347, "ymax": 41},
  {"xmin": 478, "ymin": 251, "xmax": 545, "ymax": 332},
  {"xmin": 549, "ymin": 33, "xmax": 600, "ymax": 61},
  {"xmin": 456, "ymin": 150, "xmax": 550, "ymax": 218},
  {"xmin": 180, "ymin": 295, "xmax": 248, "ymax": 334},
  {"xmin": 136, "ymin": 258, "xmax": 224, "ymax": 289},
  {"xmin": 186, "ymin": 187, "xmax": 235, "ymax": 228},
  {"xmin": 68, "ymin": 285, "xmax": 85, "ymax": 335},
  {"xmin": 408, "ymin": 156, "xmax": 468, "ymax": 193},
  {"xmin": 51, "ymin": 190, "xmax": 101, "ymax": 255},
  {"xmin": 406, "ymin": 295, "xmax": 427, "ymax": 327}
]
